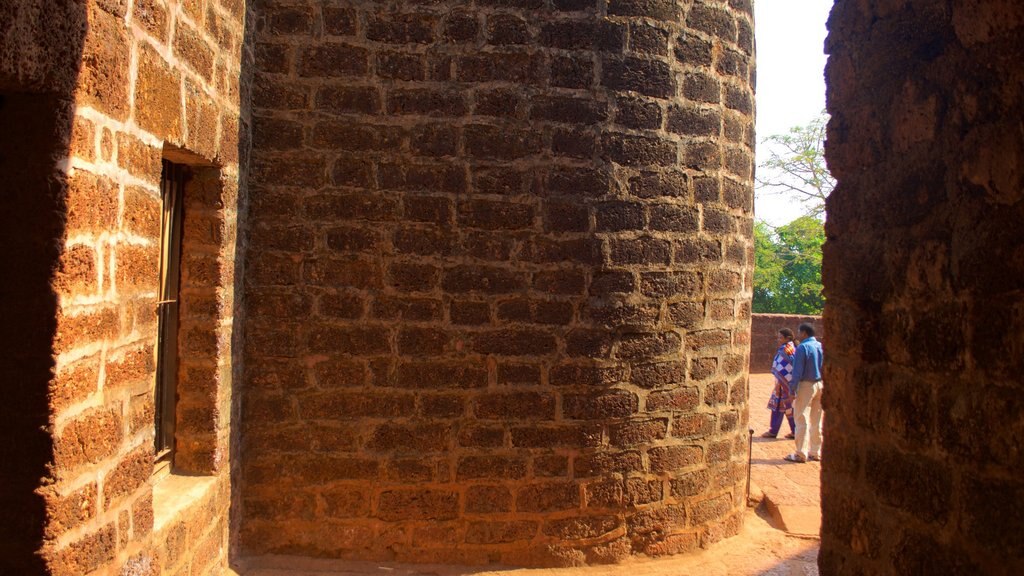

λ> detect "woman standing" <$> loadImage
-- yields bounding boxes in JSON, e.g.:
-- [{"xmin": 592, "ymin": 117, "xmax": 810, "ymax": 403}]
[{"xmin": 762, "ymin": 328, "xmax": 797, "ymax": 439}]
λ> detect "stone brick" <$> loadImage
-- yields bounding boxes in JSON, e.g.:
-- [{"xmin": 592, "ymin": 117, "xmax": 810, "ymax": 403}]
[
  {"xmin": 466, "ymin": 521, "xmax": 537, "ymax": 544},
  {"xmin": 517, "ymin": 482, "xmax": 580, "ymax": 513},
  {"xmin": 387, "ymin": 88, "xmax": 468, "ymax": 116},
  {"xmin": 627, "ymin": 505, "xmax": 686, "ymax": 536},
  {"xmin": 563, "ymin": 390, "xmax": 638, "ymax": 420},
  {"xmin": 367, "ymin": 12, "xmax": 437, "ymax": 44},
  {"xmin": 457, "ymin": 52, "xmax": 544, "ymax": 84},
  {"xmin": 552, "ymin": 126, "xmax": 598, "ymax": 159},
  {"xmin": 133, "ymin": 0, "xmax": 169, "ymax": 40},
  {"xmin": 50, "ymin": 359, "xmax": 100, "ymax": 412},
  {"xmin": 458, "ymin": 199, "xmax": 535, "ymax": 230},
  {"xmin": 617, "ymin": 332, "xmax": 681, "ymax": 360},
  {"xmin": 54, "ymin": 409, "xmax": 122, "ymax": 471},
  {"xmin": 541, "ymin": 366, "xmax": 611, "ymax": 392},
  {"xmin": 174, "ymin": 21, "xmax": 214, "ymax": 80},
  {"xmin": 487, "ymin": 14, "xmax": 530, "ymax": 45},
  {"xmin": 601, "ymin": 132, "xmax": 677, "ymax": 167},
  {"xmin": 686, "ymin": 5, "xmax": 737, "ymax": 43},
  {"xmin": 533, "ymin": 270, "xmax": 587, "ymax": 297},
  {"xmin": 511, "ymin": 424, "xmax": 601, "ymax": 448},
  {"xmin": 608, "ymin": 0, "xmax": 678, "ymax": 20},
  {"xmin": 135, "ymin": 43, "xmax": 181, "ymax": 139},
  {"xmin": 574, "ymin": 451, "xmax": 643, "ymax": 477},
  {"xmin": 649, "ymin": 445, "xmax": 704, "ymax": 473},
  {"xmin": 475, "ymin": 392, "xmax": 555, "ymax": 420},
  {"xmin": 297, "ymin": 391, "xmax": 414, "ymax": 419},
  {"xmin": 366, "ymin": 422, "xmax": 451, "ymax": 454},
  {"xmin": 534, "ymin": 454, "xmax": 569, "ymax": 478},
  {"xmin": 77, "ymin": 7, "xmax": 130, "ymax": 119},
  {"xmin": 690, "ymin": 494, "xmax": 732, "ymax": 526},
  {"xmin": 465, "ymin": 124, "xmax": 544, "ymax": 160},
  {"xmin": 43, "ymin": 483, "xmax": 97, "ymax": 539},
  {"xmin": 625, "ymin": 478, "xmax": 663, "ymax": 505},
  {"xmin": 602, "ymin": 57, "xmax": 675, "ymax": 98},
  {"xmin": 393, "ymin": 361, "xmax": 488, "ymax": 390},
  {"xmin": 584, "ymin": 478, "xmax": 623, "ymax": 508},
  {"xmin": 457, "ymin": 425, "xmax": 504, "ymax": 448},
  {"xmin": 442, "ymin": 12, "xmax": 479, "ymax": 43},
  {"xmin": 457, "ymin": 456, "xmax": 527, "ymax": 480},
  {"xmin": 609, "ymin": 418, "xmax": 667, "ymax": 447},
  {"xmin": 323, "ymin": 7, "xmax": 356, "ymax": 35},
  {"xmin": 629, "ymin": 22, "xmax": 670, "ymax": 56},
  {"xmin": 539, "ymin": 20, "xmax": 623, "ymax": 51},
  {"xmin": 647, "ymin": 387, "xmax": 699, "ymax": 412},
  {"xmin": 564, "ymin": 329, "xmax": 614, "ymax": 358},
  {"xmin": 298, "ymin": 44, "xmax": 369, "ymax": 77},
  {"xmin": 472, "ymin": 89, "xmax": 523, "ymax": 119},
  {"xmin": 864, "ymin": 448, "xmax": 952, "ymax": 524},
  {"xmin": 49, "ymin": 522, "xmax": 117, "ymax": 575},
  {"xmin": 377, "ymin": 490, "xmax": 459, "ymax": 522},
  {"xmin": 585, "ymin": 301, "xmax": 660, "ymax": 329},
  {"xmin": 472, "ymin": 330, "xmax": 557, "ymax": 356},
  {"xmin": 551, "ymin": 55, "xmax": 594, "ymax": 88},
  {"xmin": 465, "ymin": 485, "xmax": 512, "ymax": 514},
  {"xmin": 497, "ymin": 298, "xmax": 574, "ymax": 325},
  {"xmin": 66, "ymin": 171, "xmax": 118, "ymax": 234},
  {"xmin": 443, "ymin": 266, "xmax": 526, "ymax": 294},
  {"xmin": 543, "ymin": 516, "xmax": 619, "ymax": 540},
  {"xmin": 102, "ymin": 446, "xmax": 149, "ymax": 508}
]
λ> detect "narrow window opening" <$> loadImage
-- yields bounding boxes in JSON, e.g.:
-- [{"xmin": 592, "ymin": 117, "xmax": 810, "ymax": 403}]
[{"xmin": 155, "ymin": 160, "xmax": 187, "ymax": 465}]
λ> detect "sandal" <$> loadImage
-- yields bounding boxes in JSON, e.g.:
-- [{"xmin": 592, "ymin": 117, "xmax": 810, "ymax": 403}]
[
  {"xmin": 784, "ymin": 453, "xmax": 807, "ymax": 463},
  {"xmin": 808, "ymin": 454, "xmax": 821, "ymax": 462},
  {"xmin": 785, "ymin": 433, "xmax": 795, "ymax": 440},
  {"xmin": 760, "ymin": 431, "xmax": 778, "ymax": 438}
]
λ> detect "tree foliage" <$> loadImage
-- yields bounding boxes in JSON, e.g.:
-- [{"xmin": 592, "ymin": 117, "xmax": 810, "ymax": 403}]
[
  {"xmin": 753, "ymin": 216, "xmax": 825, "ymax": 315},
  {"xmin": 756, "ymin": 112, "xmax": 834, "ymax": 218},
  {"xmin": 753, "ymin": 112, "xmax": 831, "ymax": 314}
]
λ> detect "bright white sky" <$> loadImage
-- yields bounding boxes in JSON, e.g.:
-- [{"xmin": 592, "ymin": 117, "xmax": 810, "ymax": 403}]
[{"xmin": 753, "ymin": 0, "xmax": 833, "ymax": 226}]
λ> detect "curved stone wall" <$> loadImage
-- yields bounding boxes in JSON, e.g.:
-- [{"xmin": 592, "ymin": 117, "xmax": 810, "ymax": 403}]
[
  {"xmin": 242, "ymin": 0, "xmax": 755, "ymax": 565},
  {"xmin": 822, "ymin": 1, "xmax": 1024, "ymax": 573}
]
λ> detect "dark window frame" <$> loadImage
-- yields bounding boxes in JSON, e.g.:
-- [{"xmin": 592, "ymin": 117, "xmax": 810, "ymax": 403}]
[{"xmin": 155, "ymin": 159, "xmax": 188, "ymax": 463}]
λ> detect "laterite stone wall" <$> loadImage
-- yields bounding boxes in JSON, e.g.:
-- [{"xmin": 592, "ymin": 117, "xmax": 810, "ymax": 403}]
[
  {"xmin": 242, "ymin": 0, "xmax": 756, "ymax": 565},
  {"xmin": 1, "ymin": 0, "xmax": 249, "ymax": 573},
  {"xmin": 822, "ymin": 1, "xmax": 1024, "ymax": 574}
]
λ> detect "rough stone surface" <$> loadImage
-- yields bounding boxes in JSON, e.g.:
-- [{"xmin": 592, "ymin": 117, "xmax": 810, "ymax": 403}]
[
  {"xmin": 7, "ymin": 0, "xmax": 1023, "ymax": 573},
  {"xmin": 235, "ymin": 507, "xmax": 819, "ymax": 576},
  {"xmin": 242, "ymin": 0, "xmax": 756, "ymax": 565},
  {"xmin": 821, "ymin": 0, "xmax": 1024, "ymax": 574},
  {"xmin": 2, "ymin": 0, "xmax": 247, "ymax": 574}
]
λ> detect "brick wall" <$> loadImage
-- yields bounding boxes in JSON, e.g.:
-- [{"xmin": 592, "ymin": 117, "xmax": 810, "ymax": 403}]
[
  {"xmin": 822, "ymin": 1, "xmax": 1024, "ymax": 574},
  {"xmin": 747, "ymin": 314, "xmax": 823, "ymax": 374},
  {"xmin": 242, "ymin": 0, "xmax": 755, "ymax": 565},
  {"xmin": 0, "ymin": 0, "xmax": 248, "ymax": 573}
]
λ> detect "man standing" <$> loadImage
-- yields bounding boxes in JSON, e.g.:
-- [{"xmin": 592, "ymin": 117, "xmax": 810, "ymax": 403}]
[{"xmin": 784, "ymin": 322, "xmax": 824, "ymax": 463}]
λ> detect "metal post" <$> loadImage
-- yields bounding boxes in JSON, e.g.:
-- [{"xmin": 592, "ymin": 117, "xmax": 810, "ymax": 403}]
[{"xmin": 747, "ymin": 428, "xmax": 754, "ymax": 504}]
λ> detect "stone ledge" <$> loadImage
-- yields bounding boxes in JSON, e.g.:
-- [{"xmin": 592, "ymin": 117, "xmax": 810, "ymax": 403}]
[{"xmin": 152, "ymin": 471, "xmax": 217, "ymax": 533}]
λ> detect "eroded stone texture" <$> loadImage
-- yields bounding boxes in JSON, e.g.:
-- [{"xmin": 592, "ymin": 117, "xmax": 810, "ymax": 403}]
[
  {"xmin": 822, "ymin": 1, "xmax": 1024, "ymax": 574},
  {"xmin": 242, "ymin": 0, "xmax": 755, "ymax": 565},
  {"xmin": 1, "ymin": 0, "xmax": 248, "ymax": 574}
]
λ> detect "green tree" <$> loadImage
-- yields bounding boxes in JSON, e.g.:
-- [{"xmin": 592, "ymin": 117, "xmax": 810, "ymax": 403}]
[
  {"xmin": 753, "ymin": 221, "xmax": 784, "ymax": 312},
  {"xmin": 756, "ymin": 112, "xmax": 834, "ymax": 218},
  {"xmin": 752, "ymin": 216, "xmax": 825, "ymax": 315}
]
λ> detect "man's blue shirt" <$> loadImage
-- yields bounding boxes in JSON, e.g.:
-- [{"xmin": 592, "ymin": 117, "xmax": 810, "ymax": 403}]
[{"xmin": 791, "ymin": 336, "xmax": 823, "ymax": 391}]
